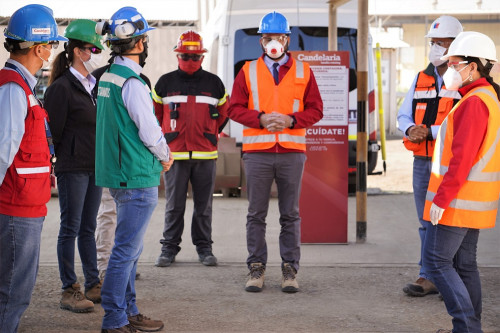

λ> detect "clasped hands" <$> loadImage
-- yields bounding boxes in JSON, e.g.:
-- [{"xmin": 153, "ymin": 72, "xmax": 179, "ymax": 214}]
[
  {"xmin": 407, "ymin": 124, "xmax": 428, "ymax": 143},
  {"xmin": 260, "ymin": 112, "xmax": 292, "ymax": 132}
]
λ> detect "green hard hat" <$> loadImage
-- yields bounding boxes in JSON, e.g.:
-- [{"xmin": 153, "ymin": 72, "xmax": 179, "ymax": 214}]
[{"xmin": 64, "ymin": 19, "xmax": 104, "ymax": 50}]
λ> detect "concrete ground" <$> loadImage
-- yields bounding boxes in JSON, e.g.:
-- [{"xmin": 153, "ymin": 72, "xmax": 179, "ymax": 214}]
[{"xmin": 18, "ymin": 139, "xmax": 500, "ymax": 332}]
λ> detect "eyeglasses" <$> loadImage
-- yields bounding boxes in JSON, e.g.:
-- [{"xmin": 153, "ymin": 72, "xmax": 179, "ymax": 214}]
[
  {"xmin": 429, "ymin": 40, "xmax": 451, "ymax": 48},
  {"xmin": 178, "ymin": 53, "xmax": 203, "ymax": 61},
  {"xmin": 80, "ymin": 46, "xmax": 102, "ymax": 54},
  {"xmin": 447, "ymin": 60, "xmax": 468, "ymax": 70},
  {"xmin": 261, "ymin": 35, "xmax": 288, "ymax": 45},
  {"xmin": 34, "ymin": 41, "xmax": 59, "ymax": 49}
]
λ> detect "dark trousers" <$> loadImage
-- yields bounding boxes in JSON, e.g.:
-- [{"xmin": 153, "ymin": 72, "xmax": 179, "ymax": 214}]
[
  {"xmin": 243, "ymin": 152, "xmax": 306, "ymax": 272},
  {"xmin": 160, "ymin": 159, "xmax": 216, "ymax": 255}
]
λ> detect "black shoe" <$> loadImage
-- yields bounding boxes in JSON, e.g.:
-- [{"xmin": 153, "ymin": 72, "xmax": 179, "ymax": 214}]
[
  {"xmin": 198, "ymin": 251, "xmax": 217, "ymax": 266},
  {"xmin": 135, "ymin": 271, "xmax": 141, "ymax": 280},
  {"xmin": 155, "ymin": 252, "xmax": 176, "ymax": 267}
]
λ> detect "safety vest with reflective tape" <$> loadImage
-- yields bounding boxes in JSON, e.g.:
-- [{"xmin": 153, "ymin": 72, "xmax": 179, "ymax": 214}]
[
  {"xmin": 404, "ymin": 65, "xmax": 461, "ymax": 157},
  {"xmin": 423, "ymin": 85, "xmax": 500, "ymax": 229},
  {"xmin": 242, "ymin": 57, "xmax": 309, "ymax": 151},
  {"xmin": 0, "ymin": 69, "xmax": 51, "ymax": 218}
]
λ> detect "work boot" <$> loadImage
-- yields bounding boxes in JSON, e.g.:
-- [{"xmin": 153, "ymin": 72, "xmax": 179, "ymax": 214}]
[
  {"xmin": 245, "ymin": 263, "xmax": 265, "ymax": 292},
  {"xmin": 60, "ymin": 283, "xmax": 94, "ymax": 313},
  {"xmin": 281, "ymin": 263, "xmax": 299, "ymax": 293},
  {"xmin": 85, "ymin": 280, "xmax": 102, "ymax": 303},
  {"xmin": 155, "ymin": 252, "xmax": 175, "ymax": 267},
  {"xmin": 128, "ymin": 313, "xmax": 164, "ymax": 332},
  {"xmin": 403, "ymin": 277, "xmax": 438, "ymax": 297},
  {"xmin": 198, "ymin": 251, "xmax": 217, "ymax": 266},
  {"xmin": 101, "ymin": 324, "xmax": 137, "ymax": 332}
]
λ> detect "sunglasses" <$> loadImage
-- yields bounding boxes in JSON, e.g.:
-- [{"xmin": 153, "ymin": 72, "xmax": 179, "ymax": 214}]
[
  {"xmin": 80, "ymin": 46, "xmax": 102, "ymax": 54},
  {"xmin": 178, "ymin": 53, "xmax": 203, "ymax": 61}
]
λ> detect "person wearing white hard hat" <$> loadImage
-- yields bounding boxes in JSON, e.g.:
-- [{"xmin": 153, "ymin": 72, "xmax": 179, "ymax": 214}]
[
  {"xmin": 422, "ymin": 31, "xmax": 500, "ymax": 333},
  {"xmin": 397, "ymin": 15, "xmax": 463, "ymax": 297}
]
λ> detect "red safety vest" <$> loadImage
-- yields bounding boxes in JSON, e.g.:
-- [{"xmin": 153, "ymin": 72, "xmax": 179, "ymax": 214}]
[
  {"xmin": 404, "ymin": 68, "xmax": 460, "ymax": 157},
  {"xmin": 0, "ymin": 69, "xmax": 51, "ymax": 218},
  {"xmin": 241, "ymin": 57, "xmax": 308, "ymax": 152}
]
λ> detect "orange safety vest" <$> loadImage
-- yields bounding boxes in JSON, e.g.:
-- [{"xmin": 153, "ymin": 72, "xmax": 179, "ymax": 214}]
[
  {"xmin": 241, "ymin": 57, "xmax": 309, "ymax": 151},
  {"xmin": 404, "ymin": 67, "xmax": 461, "ymax": 157},
  {"xmin": 423, "ymin": 85, "xmax": 500, "ymax": 229}
]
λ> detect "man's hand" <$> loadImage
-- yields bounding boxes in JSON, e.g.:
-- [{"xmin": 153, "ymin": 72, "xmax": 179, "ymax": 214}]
[
  {"xmin": 260, "ymin": 112, "xmax": 293, "ymax": 132},
  {"xmin": 161, "ymin": 152, "xmax": 174, "ymax": 172},
  {"xmin": 429, "ymin": 202, "xmax": 444, "ymax": 225},
  {"xmin": 407, "ymin": 124, "xmax": 428, "ymax": 143}
]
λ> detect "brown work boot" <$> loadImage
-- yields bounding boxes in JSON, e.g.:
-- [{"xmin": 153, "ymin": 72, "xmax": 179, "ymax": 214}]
[
  {"xmin": 60, "ymin": 283, "xmax": 94, "ymax": 313},
  {"xmin": 403, "ymin": 277, "xmax": 438, "ymax": 297},
  {"xmin": 101, "ymin": 324, "xmax": 137, "ymax": 332},
  {"xmin": 245, "ymin": 263, "xmax": 265, "ymax": 292},
  {"xmin": 128, "ymin": 313, "xmax": 164, "ymax": 332},
  {"xmin": 281, "ymin": 263, "xmax": 299, "ymax": 293},
  {"xmin": 85, "ymin": 280, "xmax": 102, "ymax": 303}
]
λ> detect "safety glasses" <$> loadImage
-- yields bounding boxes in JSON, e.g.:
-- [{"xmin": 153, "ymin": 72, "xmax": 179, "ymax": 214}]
[
  {"xmin": 260, "ymin": 35, "xmax": 288, "ymax": 45},
  {"xmin": 428, "ymin": 40, "xmax": 451, "ymax": 48},
  {"xmin": 178, "ymin": 53, "xmax": 203, "ymax": 61},
  {"xmin": 447, "ymin": 60, "xmax": 468, "ymax": 70},
  {"xmin": 80, "ymin": 46, "xmax": 102, "ymax": 54},
  {"xmin": 34, "ymin": 41, "xmax": 59, "ymax": 49}
]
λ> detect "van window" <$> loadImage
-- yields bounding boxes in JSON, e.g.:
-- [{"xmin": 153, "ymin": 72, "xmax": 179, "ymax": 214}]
[{"xmin": 233, "ymin": 26, "xmax": 358, "ymax": 80}]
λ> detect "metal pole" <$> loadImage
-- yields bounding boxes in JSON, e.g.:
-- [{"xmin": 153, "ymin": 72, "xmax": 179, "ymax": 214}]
[{"xmin": 356, "ymin": 0, "xmax": 368, "ymax": 243}]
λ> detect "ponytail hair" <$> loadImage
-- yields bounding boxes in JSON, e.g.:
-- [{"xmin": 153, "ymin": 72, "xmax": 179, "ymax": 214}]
[
  {"xmin": 48, "ymin": 39, "xmax": 86, "ymax": 85},
  {"xmin": 465, "ymin": 56, "xmax": 500, "ymax": 101}
]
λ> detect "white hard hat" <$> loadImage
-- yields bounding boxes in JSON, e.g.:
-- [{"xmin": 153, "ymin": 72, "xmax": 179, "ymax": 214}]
[
  {"xmin": 425, "ymin": 16, "xmax": 463, "ymax": 38},
  {"xmin": 441, "ymin": 31, "xmax": 498, "ymax": 63}
]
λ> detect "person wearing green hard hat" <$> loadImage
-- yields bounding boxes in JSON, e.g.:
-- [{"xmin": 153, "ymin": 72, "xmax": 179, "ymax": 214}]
[{"xmin": 43, "ymin": 19, "xmax": 105, "ymax": 314}]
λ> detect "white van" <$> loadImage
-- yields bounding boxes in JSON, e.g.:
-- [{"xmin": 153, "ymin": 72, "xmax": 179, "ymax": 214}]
[{"xmin": 201, "ymin": 0, "xmax": 379, "ymax": 192}]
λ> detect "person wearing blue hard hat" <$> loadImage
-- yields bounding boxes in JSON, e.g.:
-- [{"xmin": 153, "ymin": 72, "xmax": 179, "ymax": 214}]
[
  {"xmin": 94, "ymin": 7, "xmax": 172, "ymax": 333},
  {"xmin": 0, "ymin": 4, "xmax": 66, "ymax": 333},
  {"xmin": 228, "ymin": 11, "xmax": 323, "ymax": 293}
]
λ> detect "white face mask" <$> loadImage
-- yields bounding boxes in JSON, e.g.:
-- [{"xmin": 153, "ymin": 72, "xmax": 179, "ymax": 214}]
[
  {"xmin": 429, "ymin": 43, "xmax": 447, "ymax": 67},
  {"xmin": 39, "ymin": 46, "xmax": 55, "ymax": 70},
  {"xmin": 443, "ymin": 64, "xmax": 469, "ymax": 90},
  {"xmin": 264, "ymin": 39, "xmax": 285, "ymax": 59},
  {"xmin": 81, "ymin": 52, "xmax": 103, "ymax": 74}
]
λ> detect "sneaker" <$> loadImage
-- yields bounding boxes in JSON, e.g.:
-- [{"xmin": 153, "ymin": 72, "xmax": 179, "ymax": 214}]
[
  {"xmin": 281, "ymin": 263, "xmax": 299, "ymax": 293},
  {"xmin": 155, "ymin": 252, "xmax": 175, "ymax": 267},
  {"xmin": 128, "ymin": 313, "xmax": 164, "ymax": 332},
  {"xmin": 85, "ymin": 281, "xmax": 102, "ymax": 303},
  {"xmin": 198, "ymin": 251, "xmax": 217, "ymax": 266},
  {"xmin": 101, "ymin": 324, "xmax": 137, "ymax": 333},
  {"xmin": 60, "ymin": 283, "xmax": 94, "ymax": 313},
  {"xmin": 245, "ymin": 263, "xmax": 265, "ymax": 292},
  {"xmin": 403, "ymin": 277, "xmax": 438, "ymax": 297}
]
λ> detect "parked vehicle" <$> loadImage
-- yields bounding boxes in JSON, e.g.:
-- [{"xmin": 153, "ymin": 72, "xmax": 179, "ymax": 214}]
[{"xmin": 202, "ymin": 0, "xmax": 379, "ymax": 193}]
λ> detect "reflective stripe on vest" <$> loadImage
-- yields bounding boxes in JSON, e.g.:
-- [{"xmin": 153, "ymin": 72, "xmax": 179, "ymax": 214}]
[
  {"xmin": 16, "ymin": 166, "xmax": 50, "ymax": 175},
  {"xmin": 172, "ymin": 151, "xmax": 218, "ymax": 160},
  {"xmin": 424, "ymin": 86, "xmax": 500, "ymax": 228}
]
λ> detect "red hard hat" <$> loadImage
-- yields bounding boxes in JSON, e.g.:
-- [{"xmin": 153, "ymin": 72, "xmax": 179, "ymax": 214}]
[{"xmin": 174, "ymin": 30, "xmax": 207, "ymax": 53}]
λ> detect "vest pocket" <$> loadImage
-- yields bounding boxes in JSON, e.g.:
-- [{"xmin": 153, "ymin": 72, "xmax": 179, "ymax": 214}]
[
  {"xmin": 203, "ymin": 132, "xmax": 217, "ymax": 147},
  {"xmin": 164, "ymin": 132, "xmax": 179, "ymax": 144}
]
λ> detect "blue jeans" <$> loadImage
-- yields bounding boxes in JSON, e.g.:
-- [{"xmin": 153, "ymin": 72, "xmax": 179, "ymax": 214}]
[
  {"xmin": 0, "ymin": 214, "xmax": 44, "ymax": 333},
  {"xmin": 101, "ymin": 187, "xmax": 158, "ymax": 330},
  {"xmin": 56, "ymin": 172, "xmax": 102, "ymax": 290},
  {"xmin": 423, "ymin": 224, "xmax": 482, "ymax": 333},
  {"xmin": 412, "ymin": 157, "xmax": 432, "ymax": 279}
]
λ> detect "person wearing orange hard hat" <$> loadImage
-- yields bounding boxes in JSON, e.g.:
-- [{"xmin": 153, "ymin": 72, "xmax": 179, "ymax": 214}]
[{"xmin": 152, "ymin": 30, "xmax": 229, "ymax": 268}]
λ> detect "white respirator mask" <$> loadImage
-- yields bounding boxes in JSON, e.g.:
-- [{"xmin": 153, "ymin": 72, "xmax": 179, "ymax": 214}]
[
  {"xmin": 429, "ymin": 43, "xmax": 447, "ymax": 67},
  {"xmin": 443, "ymin": 64, "xmax": 469, "ymax": 90},
  {"xmin": 264, "ymin": 39, "xmax": 285, "ymax": 59}
]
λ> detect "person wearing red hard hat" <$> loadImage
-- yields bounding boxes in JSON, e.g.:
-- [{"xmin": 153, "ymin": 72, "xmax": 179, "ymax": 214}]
[
  {"xmin": 228, "ymin": 11, "xmax": 323, "ymax": 293},
  {"xmin": 397, "ymin": 15, "xmax": 463, "ymax": 298},
  {"xmin": 0, "ymin": 4, "xmax": 66, "ymax": 332},
  {"xmin": 152, "ymin": 30, "xmax": 228, "ymax": 268}
]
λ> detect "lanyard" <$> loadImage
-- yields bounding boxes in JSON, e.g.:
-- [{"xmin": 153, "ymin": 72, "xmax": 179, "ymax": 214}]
[{"xmin": 4, "ymin": 62, "xmax": 56, "ymax": 164}]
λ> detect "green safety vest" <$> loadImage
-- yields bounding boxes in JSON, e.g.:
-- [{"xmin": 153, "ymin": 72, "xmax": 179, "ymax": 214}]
[{"xmin": 95, "ymin": 64, "xmax": 162, "ymax": 188}]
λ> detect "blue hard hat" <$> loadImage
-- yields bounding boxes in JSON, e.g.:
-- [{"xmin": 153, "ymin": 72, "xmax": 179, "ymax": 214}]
[
  {"xmin": 258, "ymin": 11, "xmax": 291, "ymax": 34},
  {"xmin": 4, "ymin": 4, "xmax": 67, "ymax": 42},
  {"xmin": 107, "ymin": 7, "xmax": 154, "ymax": 41}
]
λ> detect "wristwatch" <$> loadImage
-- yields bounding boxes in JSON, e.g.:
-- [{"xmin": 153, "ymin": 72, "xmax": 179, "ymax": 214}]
[{"xmin": 289, "ymin": 116, "xmax": 295, "ymax": 129}]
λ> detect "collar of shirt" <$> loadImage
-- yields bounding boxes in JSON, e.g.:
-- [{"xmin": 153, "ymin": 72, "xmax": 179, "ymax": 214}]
[
  {"xmin": 69, "ymin": 66, "xmax": 96, "ymax": 95},
  {"xmin": 433, "ymin": 65, "xmax": 444, "ymax": 90},
  {"xmin": 114, "ymin": 55, "xmax": 143, "ymax": 75},
  {"xmin": 263, "ymin": 53, "xmax": 289, "ymax": 75},
  {"xmin": 6, "ymin": 58, "xmax": 37, "ymax": 91}
]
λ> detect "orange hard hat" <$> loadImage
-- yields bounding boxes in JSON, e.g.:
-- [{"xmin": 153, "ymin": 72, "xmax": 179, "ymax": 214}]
[{"xmin": 174, "ymin": 30, "xmax": 207, "ymax": 53}]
